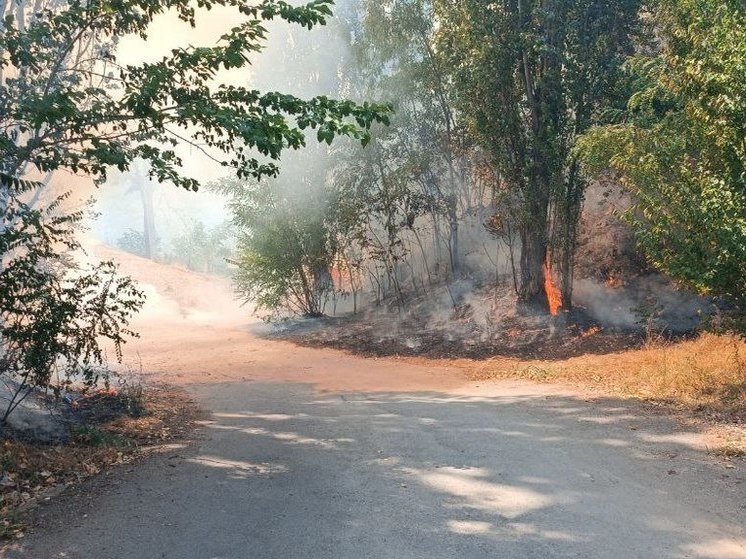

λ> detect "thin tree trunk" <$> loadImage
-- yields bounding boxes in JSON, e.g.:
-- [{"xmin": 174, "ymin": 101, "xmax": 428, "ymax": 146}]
[
  {"xmin": 411, "ymin": 225, "xmax": 433, "ymax": 287},
  {"xmin": 449, "ymin": 211, "xmax": 460, "ymax": 275},
  {"xmin": 558, "ymin": 161, "xmax": 583, "ymax": 312},
  {"xmin": 139, "ymin": 183, "xmax": 156, "ymax": 259},
  {"xmin": 421, "ymin": 30, "xmax": 461, "ymax": 275},
  {"xmin": 505, "ymin": 221, "xmax": 519, "ymax": 295}
]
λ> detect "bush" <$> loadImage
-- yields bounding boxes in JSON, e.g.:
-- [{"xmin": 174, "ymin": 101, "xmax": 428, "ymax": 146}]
[
  {"xmin": 577, "ymin": 0, "xmax": 746, "ymax": 305},
  {"xmin": 0, "ymin": 193, "xmax": 145, "ymax": 428},
  {"xmin": 116, "ymin": 228, "xmax": 149, "ymax": 258},
  {"xmin": 216, "ymin": 178, "xmax": 334, "ymax": 318}
]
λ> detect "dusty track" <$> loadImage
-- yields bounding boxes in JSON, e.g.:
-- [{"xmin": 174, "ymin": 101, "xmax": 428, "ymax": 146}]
[{"xmin": 4, "ymin": 246, "xmax": 744, "ymax": 558}]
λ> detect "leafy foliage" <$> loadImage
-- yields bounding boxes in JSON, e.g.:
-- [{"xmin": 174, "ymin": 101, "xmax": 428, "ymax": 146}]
[
  {"xmin": 219, "ymin": 6, "xmax": 392, "ymax": 317},
  {"xmin": 217, "ymin": 178, "xmax": 333, "ymax": 317},
  {"xmin": 577, "ymin": 0, "xmax": 746, "ymax": 302},
  {"xmin": 331, "ymin": 135, "xmax": 425, "ymax": 304},
  {"xmin": 116, "ymin": 228, "xmax": 149, "ymax": 258},
  {"xmin": 0, "ymin": 0, "xmax": 391, "ymax": 187},
  {"xmin": 0, "ymin": 193, "xmax": 145, "ymax": 425},
  {"xmin": 170, "ymin": 221, "xmax": 233, "ymax": 275},
  {"xmin": 347, "ymin": 0, "xmax": 471, "ymax": 277},
  {"xmin": 434, "ymin": 0, "xmax": 642, "ymax": 308}
]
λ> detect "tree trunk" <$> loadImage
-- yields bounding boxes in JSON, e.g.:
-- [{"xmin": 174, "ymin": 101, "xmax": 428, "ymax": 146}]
[
  {"xmin": 449, "ymin": 212, "xmax": 460, "ymax": 275},
  {"xmin": 559, "ymin": 210, "xmax": 575, "ymax": 312},
  {"xmin": 139, "ymin": 182, "xmax": 157, "ymax": 259},
  {"xmin": 560, "ymin": 252, "xmax": 573, "ymax": 311},
  {"xmin": 555, "ymin": 161, "xmax": 584, "ymax": 312},
  {"xmin": 518, "ymin": 224, "xmax": 548, "ymax": 312}
]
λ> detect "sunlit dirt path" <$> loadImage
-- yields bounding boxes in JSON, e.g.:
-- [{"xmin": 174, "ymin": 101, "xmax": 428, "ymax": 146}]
[{"xmin": 5, "ymin": 247, "xmax": 745, "ymax": 559}]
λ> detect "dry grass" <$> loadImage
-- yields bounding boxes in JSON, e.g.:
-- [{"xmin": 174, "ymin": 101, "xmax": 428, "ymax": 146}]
[
  {"xmin": 469, "ymin": 332, "xmax": 746, "ymax": 422},
  {"xmin": 466, "ymin": 332, "xmax": 746, "ymax": 456}
]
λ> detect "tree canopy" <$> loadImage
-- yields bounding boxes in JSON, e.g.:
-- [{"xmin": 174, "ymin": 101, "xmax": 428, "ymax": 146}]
[
  {"xmin": 578, "ymin": 0, "xmax": 746, "ymax": 302},
  {"xmin": 434, "ymin": 0, "xmax": 642, "ymax": 310},
  {"xmin": 0, "ymin": 0, "xmax": 391, "ymax": 191}
]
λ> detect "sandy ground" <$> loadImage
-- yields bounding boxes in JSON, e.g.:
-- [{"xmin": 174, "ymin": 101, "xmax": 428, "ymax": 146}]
[
  {"xmin": 89, "ymin": 243, "xmax": 467, "ymax": 394},
  {"xmin": 3, "ymin": 245, "xmax": 744, "ymax": 558}
]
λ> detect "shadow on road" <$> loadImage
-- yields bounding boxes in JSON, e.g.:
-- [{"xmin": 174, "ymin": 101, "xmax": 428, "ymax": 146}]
[{"xmin": 8, "ymin": 382, "xmax": 745, "ymax": 559}]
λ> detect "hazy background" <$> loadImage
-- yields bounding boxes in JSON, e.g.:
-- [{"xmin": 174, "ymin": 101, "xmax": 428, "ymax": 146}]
[{"xmin": 86, "ymin": 2, "xmax": 352, "ymax": 251}]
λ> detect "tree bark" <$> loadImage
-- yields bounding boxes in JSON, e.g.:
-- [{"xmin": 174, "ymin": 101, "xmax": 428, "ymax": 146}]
[
  {"xmin": 449, "ymin": 211, "xmax": 460, "ymax": 275},
  {"xmin": 518, "ymin": 223, "xmax": 548, "ymax": 313}
]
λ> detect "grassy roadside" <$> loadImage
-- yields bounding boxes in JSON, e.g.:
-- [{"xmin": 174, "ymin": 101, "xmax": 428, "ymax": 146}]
[
  {"xmin": 464, "ymin": 332, "xmax": 746, "ymax": 455},
  {"xmin": 0, "ymin": 384, "xmax": 201, "ymax": 539}
]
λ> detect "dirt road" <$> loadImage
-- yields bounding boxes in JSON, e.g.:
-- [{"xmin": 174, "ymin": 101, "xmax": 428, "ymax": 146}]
[{"xmin": 6, "ymin": 249, "xmax": 745, "ymax": 558}]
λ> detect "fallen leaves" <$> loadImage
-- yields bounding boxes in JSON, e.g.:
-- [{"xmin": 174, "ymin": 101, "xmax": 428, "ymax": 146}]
[{"xmin": 0, "ymin": 383, "xmax": 201, "ymax": 539}]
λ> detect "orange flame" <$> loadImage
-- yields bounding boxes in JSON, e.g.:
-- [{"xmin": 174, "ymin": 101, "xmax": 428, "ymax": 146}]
[{"xmin": 543, "ymin": 255, "xmax": 563, "ymax": 316}]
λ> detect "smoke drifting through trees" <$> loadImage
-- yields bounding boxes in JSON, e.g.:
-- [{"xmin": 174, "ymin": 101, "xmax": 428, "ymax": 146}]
[
  {"xmin": 219, "ymin": 0, "xmax": 678, "ymax": 332},
  {"xmin": 92, "ymin": 164, "xmax": 233, "ymax": 274},
  {"xmin": 220, "ymin": 0, "xmax": 516, "ymax": 320},
  {"xmin": 88, "ymin": 0, "xmax": 725, "ymax": 337}
]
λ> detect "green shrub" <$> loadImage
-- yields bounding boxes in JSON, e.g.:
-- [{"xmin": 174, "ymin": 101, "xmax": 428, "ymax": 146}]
[{"xmin": 0, "ymin": 192, "xmax": 145, "ymax": 428}]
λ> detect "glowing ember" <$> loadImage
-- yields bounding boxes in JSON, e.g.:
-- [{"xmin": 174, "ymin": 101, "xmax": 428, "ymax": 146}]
[
  {"xmin": 543, "ymin": 255, "xmax": 563, "ymax": 316},
  {"xmin": 581, "ymin": 325, "xmax": 602, "ymax": 338},
  {"xmin": 605, "ymin": 275, "xmax": 623, "ymax": 288}
]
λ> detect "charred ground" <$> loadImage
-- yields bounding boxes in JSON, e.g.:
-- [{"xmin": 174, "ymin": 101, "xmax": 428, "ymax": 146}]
[{"xmin": 265, "ymin": 285, "xmax": 654, "ymax": 361}]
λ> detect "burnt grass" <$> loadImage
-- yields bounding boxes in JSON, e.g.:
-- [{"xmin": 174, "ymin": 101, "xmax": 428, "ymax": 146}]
[{"xmin": 266, "ymin": 306, "xmax": 652, "ymax": 361}]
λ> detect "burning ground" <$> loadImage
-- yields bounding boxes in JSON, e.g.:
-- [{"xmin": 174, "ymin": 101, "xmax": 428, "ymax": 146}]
[
  {"xmin": 265, "ymin": 275, "xmax": 708, "ymax": 361},
  {"xmin": 268, "ymin": 294, "xmax": 643, "ymax": 361}
]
